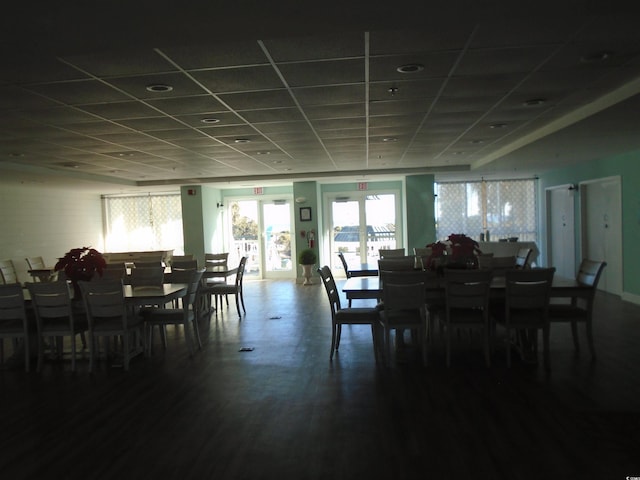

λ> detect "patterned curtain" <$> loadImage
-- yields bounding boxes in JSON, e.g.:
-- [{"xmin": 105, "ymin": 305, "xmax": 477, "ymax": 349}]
[
  {"xmin": 435, "ymin": 179, "xmax": 537, "ymax": 242},
  {"xmin": 103, "ymin": 194, "xmax": 184, "ymax": 253}
]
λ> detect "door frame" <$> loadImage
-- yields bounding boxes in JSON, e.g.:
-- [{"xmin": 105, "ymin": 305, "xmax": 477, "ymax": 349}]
[
  {"xmin": 223, "ymin": 195, "xmax": 295, "ymax": 280},
  {"xmin": 322, "ymin": 189, "xmax": 403, "ymax": 275},
  {"xmin": 545, "ymin": 184, "xmax": 576, "ymax": 277},
  {"xmin": 579, "ymin": 176, "xmax": 623, "ymax": 295}
]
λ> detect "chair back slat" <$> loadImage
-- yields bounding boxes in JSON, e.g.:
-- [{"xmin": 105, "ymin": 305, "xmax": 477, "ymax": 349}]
[
  {"xmin": 505, "ymin": 268, "xmax": 555, "ymax": 311},
  {"xmin": 0, "ymin": 284, "xmax": 26, "ymax": 319},
  {"xmin": 0, "ymin": 260, "xmax": 18, "ymax": 285}
]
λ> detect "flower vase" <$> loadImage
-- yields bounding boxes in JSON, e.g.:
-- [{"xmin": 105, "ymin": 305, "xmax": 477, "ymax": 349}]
[{"xmin": 300, "ymin": 264, "xmax": 314, "ymax": 285}]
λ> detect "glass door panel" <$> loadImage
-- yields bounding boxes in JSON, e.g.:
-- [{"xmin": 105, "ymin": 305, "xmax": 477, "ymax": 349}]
[
  {"xmin": 365, "ymin": 194, "xmax": 397, "ymax": 263},
  {"xmin": 330, "ymin": 193, "xmax": 399, "ymax": 275},
  {"xmin": 331, "ymin": 200, "xmax": 363, "ymax": 275},
  {"xmin": 262, "ymin": 201, "xmax": 293, "ymax": 277},
  {"xmin": 229, "ymin": 200, "xmax": 260, "ymax": 278}
]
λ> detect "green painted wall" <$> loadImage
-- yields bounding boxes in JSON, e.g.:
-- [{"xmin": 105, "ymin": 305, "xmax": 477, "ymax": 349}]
[
  {"xmin": 406, "ymin": 174, "xmax": 436, "ymax": 251},
  {"xmin": 293, "ymin": 181, "xmax": 319, "ymax": 282},
  {"xmin": 180, "ymin": 185, "xmax": 223, "ymax": 266},
  {"xmin": 538, "ymin": 150, "xmax": 640, "ymax": 299},
  {"xmin": 181, "ymin": 186, "xmax": 205, "ymax": 265}
]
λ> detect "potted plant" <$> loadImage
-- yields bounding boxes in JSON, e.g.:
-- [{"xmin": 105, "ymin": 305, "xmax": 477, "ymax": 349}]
[
  {"xmin": 298, "ymin": 248, "xmax": 317, "ymax": 285},
  {"xmin": 54, "ymin": 247, "xmax": 107, "ymax": 298},
  {"xmin": 425, "ymin": 234, "xmax": 482, "ymax": 272}
]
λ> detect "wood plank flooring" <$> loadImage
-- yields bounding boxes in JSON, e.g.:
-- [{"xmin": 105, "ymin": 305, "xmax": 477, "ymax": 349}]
[{"xmin": 1, "ymin": 278, "xmax": 639, "ymax": 480}]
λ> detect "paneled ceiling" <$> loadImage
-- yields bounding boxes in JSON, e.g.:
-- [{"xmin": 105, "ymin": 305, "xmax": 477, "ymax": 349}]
[{"xmin": 2, "ymin": 3, "xmax": 640, "ymax": 189}]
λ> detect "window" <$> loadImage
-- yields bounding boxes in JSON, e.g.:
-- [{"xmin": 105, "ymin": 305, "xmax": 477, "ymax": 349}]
[
  {"xmin": 435, "ymin": 179, "xmax": 537, "ymax": 242},
  {"xmin": 103, "ymin": 193, "xmax": 184, "ymax": 253}
]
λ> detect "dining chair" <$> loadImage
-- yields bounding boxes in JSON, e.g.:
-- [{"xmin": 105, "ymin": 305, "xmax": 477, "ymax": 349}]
[
  {"xmin": 171, "ymin": 259, "xmax": 198, "ymax": 270},
  {"xmin": 515, "ymin": 248, "xmax": 533, "ymax": 269},
  {"xmin": 205, "ymin": 252, "xmax": 229, "ymax": 270},
  {"xmin": 496, "ymin": 268, "xmax": 555, "ymax": 369},
  {"xmin": 378, "ymin": 256, "xmax": 416, "ymax": 272},
  {"xmin": 0, "ymin": 259, "xmax": 19, "ymax": 285},
  {"xmin": 26, "ymin": 280, "xmax": 88, "ymax": 372},
  {"xmin": 337, "ymin": 252, "xmax": 352, "ymax": 278},
  {"xmin": 78, "ymin": 279, "xmax": 143, "ymax": 372},
  {"xmin": 317, "ymin": 265, "xmax": 381, "ymax": 361},
  {"xmin": 548, "ymin": 259, "xmax": 607, "ymax": 358},
  {"xmin": 379, "ymin": 248, "xmax": 406, "ymax": 259},
  {"xmin": 95, "ymin": 264, "xmax": 127, "ymax": 281},
  {"xmin": 133, "ymin": 261, "xmax": 163, "ymax": 269},
  {"xmin": 0, "ymin": 284, "xmax": 31, "ymax": 371},
  {"xmin": 141, "ymin": 268, "xmax": 205, "ymax": 356},
  {"xmin": 129, "ymin": 266, "xmax": 165, "ymax": 289},
  {"xmin": 489, "ymin": 256, "xmax": 517, "ymax": 277},
  {"xmin": 442, "ymin": 268, "xmax": 493, "ymax": 367},
  {"xmin": 413, "ymin": 247, "xmax": 432, "ymax": 270},
  {"xmin": 205, "ymin": 257, "xmax": 247, "ymax": 316},
  {"xmin": 170, "ymin": 254, "xmax": 195, "ymax": 264},
  {"xmin": 26, "ymin": 256, "xmax": 55, "ymax": 282},
  {"xmin": 378, "ymin": 273, "xmax": 428, "ymax": 366}
]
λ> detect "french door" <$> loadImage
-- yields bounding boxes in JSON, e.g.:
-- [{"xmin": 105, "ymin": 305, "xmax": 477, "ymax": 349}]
[
  {"xmin": 327, "ymin": 192, "xmax": 401, "ymax": 275},
  {"xmin": 227, "ymin": 198, "xmax": 293, "ymax": 279}
]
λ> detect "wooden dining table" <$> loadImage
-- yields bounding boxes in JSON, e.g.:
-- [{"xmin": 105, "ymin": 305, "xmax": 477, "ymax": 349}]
[{"xmin": 342, "ymin": 274, "xmax": 591, "ymax": 302}]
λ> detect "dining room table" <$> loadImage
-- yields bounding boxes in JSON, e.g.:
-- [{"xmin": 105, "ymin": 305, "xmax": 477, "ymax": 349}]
[{"xmin": 342, "ymin": 273, "xmax": 592, "ymax": 302}]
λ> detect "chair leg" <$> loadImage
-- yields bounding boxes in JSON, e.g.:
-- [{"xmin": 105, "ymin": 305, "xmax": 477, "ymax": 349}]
[
  {"xmin": 71, "ymin": 335, "xmax": 76, "ymax": 372},
  {"xmin": 239, "ymin": 290, "xmax": 246, "ymax": 313},
  {"xmin": 330, "ymin": 324, "xmax": 337, "ymax": 359},
  {"xmin": 235, "ymin": 294, "xmax": 241, "ymax": 316},
  {"xmin": 585, "ymin": 318, "xmax": 596, "ymax": 358},
  {"xmin": 570, "ymin": 320, "xmax": 580, "ymax": 352},
  {"xmin": 543, "ymin": 326, "xmax": 551, "ymax": 371},
  {"xmin": 335, "ymin": 324, "xmax": 342, "ymax": 350}
]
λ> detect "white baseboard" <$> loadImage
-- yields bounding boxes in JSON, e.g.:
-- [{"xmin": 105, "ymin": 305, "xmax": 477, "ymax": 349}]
[{"xmin": 621, "ymin": 291, "xmax": 640, "ymax": 305}]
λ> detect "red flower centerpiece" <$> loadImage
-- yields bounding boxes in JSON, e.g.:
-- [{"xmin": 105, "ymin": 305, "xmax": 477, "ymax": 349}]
[
  {"xmin": 426, "ymin": 233, "xmax": 482, "ymax": 271},
  {"xmin": 55, "ymin": 247, "xmax": 107, "ymax": 298}
]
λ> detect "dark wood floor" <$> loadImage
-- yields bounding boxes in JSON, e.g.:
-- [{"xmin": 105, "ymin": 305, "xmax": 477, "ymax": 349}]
[{"xmin": 1, "ymin": 278, "xmax": 640, "ymax": 480}]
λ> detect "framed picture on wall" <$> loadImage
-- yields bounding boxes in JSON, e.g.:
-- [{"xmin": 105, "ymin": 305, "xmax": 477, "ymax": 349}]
[{"xmin": 299, "ymin": 207, "xmax": 312, "ymax": 222}]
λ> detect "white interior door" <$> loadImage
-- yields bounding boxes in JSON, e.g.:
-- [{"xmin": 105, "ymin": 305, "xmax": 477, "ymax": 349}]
[
  {"xmin": 546, "ymin": 185, "xmax": 575, "ymax": 277},
  {"xmin": 580, "ymin": 176, "xmax": 622, "ymax": 295},
  {"xmin": 328, "ymin": 192, "xmax": 400, "ymax": 275}
]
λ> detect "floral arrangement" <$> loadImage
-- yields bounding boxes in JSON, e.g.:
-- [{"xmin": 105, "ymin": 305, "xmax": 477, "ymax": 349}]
[
  {"xmin": 425, "ymin": 233, "xmax": 482, "ymax": 270},
  {"xmin": 55, "ymin": 247, "xmax": 107, "ymax": 284}
]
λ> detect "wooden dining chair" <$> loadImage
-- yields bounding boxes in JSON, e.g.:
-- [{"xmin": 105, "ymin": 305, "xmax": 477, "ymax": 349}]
[
  {"xmin": 26, "ymin": 280, "xmax": 88, "ymax": 372},
  {"xmin": 379, "ymin": 248, "xmax": 406, "ymax": 259},
  {"xmin": 129, "ymin": 266, "xmax": 165, "ymax": 289},
  {"xmin": 548, "ymin": 259, "xmax": 607, "ymax": 358},
  {"xmin": 318, "ymin": 265, "xmax": 381, "ymax": 361},
  {"xmin": 26, "ymin": 256, "xmax": 55, "ymax": 282},
  {"xmin": 141, "ymin": 268, "xmax": 205, "ymax": 356},
  {"xmin": 378, "ymin": 274, "xmax": 428, "ymax": 366},
  {"xmin": 205, "ymin": 257, "xmax": 247, "ymax": 316},
  {"xmin": 496, "ymin": 268, "xmax": 555, "ymax": 369},
  {"xmin": 442, "ymin": 268, "xmax": 493, "ymax": 367},
  {"xmin": 515, "ymin": 248, "xmax": 533, "ymax": 269},
  {"xmin": 78, "ymin": 280, "xmax": 143, "ymax": 372},
  {"xmin": 0, "ymin": 259, "xmax": 19, "ymax": 285},
  {"xmin": 413, "ymin": 247, "xmax": 432, "ymax": 270},
  {"xmin": 378, "ymin": 256, "xmax": 416, "ymax": 272},
  {"xmin": 0, "ymin": 284, "xmax": 31, "ymax": 371}
]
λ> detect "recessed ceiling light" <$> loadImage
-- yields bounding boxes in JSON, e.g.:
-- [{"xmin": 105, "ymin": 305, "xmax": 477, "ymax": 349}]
[
  {"xmin": 523, "ymin": 98, "xmax": 547, "ymax": 107},
  {"xmin": 272, "ymin": 160, "xmax": 283, "ymax": 164},
  {"xmin": 470, "ymin": 139, "xmax": 484, "ymax": 144},
  {"xmin": 234, "ymin": 138, "xmax": 251, "ymax": 144},
  {"xmin": 580, "ymin": 51, "xmax": 613, "ymax": 63},
  {"xmin": 146, "ymin": 84, "xmax": 173, "ymax": 93},
  {"xmin": 382, "ymin": 137, "xmax": 398, "ymax": 142},
  {"xmin": 201, "ymin": 117, "xmax": 220, "ymax": 124},
  {"xmin": 396, "ymin": 63, "xmax": 424, "ymax": 74},
  {"xmin": 8, "ymin": 152, "xmax": 24, "ymax": 157},
  {"xmin": 257, "ymin": 151, "xmax": 270, "ymax": 155},
  {"xmin": 489, "ymin": 123, "xmax": 507, "ymax": 129},
  {"xmin": 451, "ymin": 151, "xmax": 465, "ymax": 155}
]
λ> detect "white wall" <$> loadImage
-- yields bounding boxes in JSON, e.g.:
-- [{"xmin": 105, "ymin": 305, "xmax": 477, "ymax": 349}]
[{"xmin": 0, "ymin": 183, "xmax": 104, "ymax": 284}]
